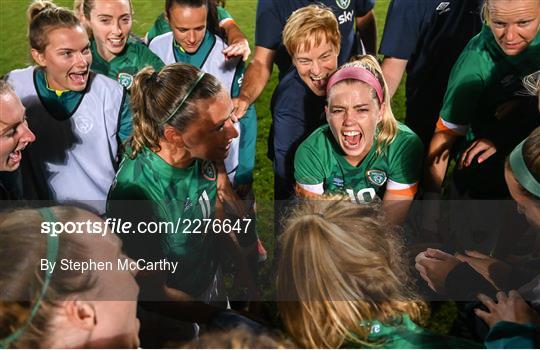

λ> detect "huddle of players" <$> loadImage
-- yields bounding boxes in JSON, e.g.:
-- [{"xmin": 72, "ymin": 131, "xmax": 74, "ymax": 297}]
[{"xmin": 0, "ymin": 0, "xmax": 539, "ymax": 347}]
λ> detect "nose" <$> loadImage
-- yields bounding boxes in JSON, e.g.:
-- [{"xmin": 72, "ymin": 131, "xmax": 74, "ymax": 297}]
[
  {"xmin": 188, "ymin": 31, "xmax": 196, "ymax": 44},
  {"xmin": 342, "ymin": 109, "xmax": 355, "ymax": 125},
  {"xmin": 311, "ymin": 60, "xmax": 321, "ymax": 76},
  {"xmin": 505, "ymin": 25, "xmax": 516, "ymax": 42},
  {"xmin": 112, "ymin": 21, "xmax": 122, "ymax": 36},
  {"xmin": 75, "ymin": 51, "xmax": 90, "ymax": 68},
  {"xmin": 226, "ymin": 119, "xmax": 239, "ymax": 140},
  {"xmin": 19, "ymin": 121, "xmax": 36, "ymax": 145}
]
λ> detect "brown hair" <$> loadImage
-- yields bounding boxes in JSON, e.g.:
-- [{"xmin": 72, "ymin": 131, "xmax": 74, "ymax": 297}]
[
  {"xmin": 0, "ymin": 207, "xmax": 96, "ymax": 348},
  {"xmin": 282, "ymin": 4, "xmax": 340, "ymax": 57},
  {"xmin": 165, "ymin": 0, "xmax": 223, "ymax": 39},
  {"xmin": 129, "ymin": 63, "xmax": 223, "ymax": 158},
  {"xmin": 277, "ymin": 198, "xmax": 426, "ymax": 348},
  {"xmin": 27, "ymin": 1, "xmax": 82, "ymax": 52}
]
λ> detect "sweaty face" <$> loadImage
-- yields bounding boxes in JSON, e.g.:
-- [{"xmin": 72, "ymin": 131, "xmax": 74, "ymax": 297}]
[
  {"xmin": 488, "ymin": 0, "xmax": 540, "ymax": 56},
  {"xmin": 0, "ymin": 90, "xmax": 36, "ymax": 171},
  {"xmin": 505, "ymin": 166, "xmax": 540, "ymax": 229},
  {"xmin": 87, "ymin": 0, "xmax": 132, "ymax": 61},
  {"xmin": 33, "ymin": 26, "xmax": 92, "ymax": 91},
  {"xmin": 168, "ymin": 4, "xmax": 207, "ymax": 53},
  {"xmin": 181, "ymin": 90, "xmax": 238, "ymax": 161},
  {"xmin": 293, "ymin": 38, "xmax": 338, "ymax": 96},
  {"xmin": 326, "ymin": 81, "xmax": 383, "ymax": 166}
]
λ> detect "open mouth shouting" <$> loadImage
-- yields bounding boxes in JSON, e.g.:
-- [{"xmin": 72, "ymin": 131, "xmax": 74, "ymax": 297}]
[
  {"xmin": 342, "ymin": 130, "xmax": 362, "ymax": 151},
  {"xmin": 67, "ymin": 69, "xmax": 90, "ymax": 87}
]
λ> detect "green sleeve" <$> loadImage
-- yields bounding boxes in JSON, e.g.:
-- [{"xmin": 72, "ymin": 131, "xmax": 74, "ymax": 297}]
[
  {"xmin": 294, "ymin": 139, "xmax": 326, "ymax": 185},
  {"xmin": 439, "ymin": 51, "xmax": 489, "ymax": 126},
  {"xmin": 485, "ymin": 321, "xmax": 540, "ymax": 349},
  {"xmin": 147, "ymin": 13, "xmax": 171, "ymax": 43},
  {"xmin": 117, "ymin": 91, "xmax": 133, "ymax": 143},
  {"xmin": 217, "ymin": 6, "xmax": 233, "ymax": 22},
  {"xmin": 387, "ymin": 128, "xmax": 423, "ymax": 185},
  {"xmin": 235, "ymin": 104, "xmax": 257, "ymax": 185}
]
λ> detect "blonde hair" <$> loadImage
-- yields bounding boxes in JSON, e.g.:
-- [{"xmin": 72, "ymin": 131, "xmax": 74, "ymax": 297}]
[
  {"xmin": 282, "ymin": 4, "xmax": 340, "ymax": 57},
  {"xmin": 129, "ymin": 63, "xmax": 223, "ymax": 158},
  {"xmin": 0, "ymin": 207, "xmax": 96, "ymax": 348},
  {"xmin": 277, "ymin": 198, "xmax": 427, "ymax": 349},
  {"xmin": 329, "ymin": 55, "xmax": 398, "ymax": 154},
  {"xmin": 27, "ymin": 1, "xmax": 82, "ymax": 52}
]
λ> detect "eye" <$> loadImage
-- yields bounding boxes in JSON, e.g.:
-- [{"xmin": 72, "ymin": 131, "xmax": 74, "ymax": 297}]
[
  {"xmin": 82, "ymin": 47, "xmax": 90, "ymax": 55},
  {"xmin": 62, "ymin": 51, "xmax": 73, "ymax": 57},
  {"xmin": 178, "ymin": 28, "xmax": 188, "ymax": 33},
  {"xmin": 121, "ymin": 17, "xmax": 131, "ymax": 24},
  {"xmin": 100, "ymin": 18, "xmax": 111, "ymax": 24},
  {"xmin": 518, "ymin": 20, "xmax": 531, "ymax": 27},
  {"xmin": 493, "ymin": 21, "xmax": 505, "ymax": 28},
  {"xmin": 2, "ymin": 128, "xmax": 16, "ymax": 138}
]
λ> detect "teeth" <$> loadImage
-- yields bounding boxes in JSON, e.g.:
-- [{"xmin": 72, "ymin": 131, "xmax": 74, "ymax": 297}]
[
  {"xmin": 311, "ymin": 75, "xmax": 325, "ymax": 81},
  {"xmin": 343, "ymin": 131, "xmax": 360, "ymax": 136}
]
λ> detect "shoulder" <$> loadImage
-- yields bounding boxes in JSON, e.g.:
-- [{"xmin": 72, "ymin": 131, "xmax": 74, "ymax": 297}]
[
  {"xmin": 273, "ymin": 71, "xmax": 308, "ymax": 104},
  {"xmin": 300, "ymin": 125, "xmax": 333, "ymax": 152},
  {"xmin": 148, "ymin": 31, "xmax": 173, "ymax": 49},
  {"xmin": 6, "ymin": 66, "xmax": 35, "ymax": 83}
]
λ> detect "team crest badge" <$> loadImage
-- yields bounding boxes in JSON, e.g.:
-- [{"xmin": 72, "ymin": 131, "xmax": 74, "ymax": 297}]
[
  {"xmin": 74, "ymin": 116, "xmax": 93, "ymax": 134},
  {"xmin": 366, "ymin": 170, "xmax": 387, "ymax": 187},
  {"xmin": 117, "ymin": 72, "xmax": 134, "ymax": 89},
  {"xmin": 336, "ymin": 0, "xmax": 350, "ymax": 10},
  {"xmin": 202, "ymin": 160, "xmax": 217, "ymax": 181}
]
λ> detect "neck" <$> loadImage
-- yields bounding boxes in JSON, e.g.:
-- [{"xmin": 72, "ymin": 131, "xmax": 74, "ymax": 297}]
[
  {"xmin": 155, "ymin": 139, "xmax": 194, "ymax": 168},
  {"xmin": 96, "ymin": 43, "xmax": 117, "ymax": 62}
]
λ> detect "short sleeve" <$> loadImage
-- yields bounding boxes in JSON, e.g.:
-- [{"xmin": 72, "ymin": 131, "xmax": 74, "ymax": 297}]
[
  {"xmin": 294, "ymin": 141, "xmax": 325, "ymax": 195},
  {"xmin": 217, "ymin": 6, "xmax": 233, "ymax": 22},
  {"xmin": 254, "ymin": 0, "xmax": 281, "ymax": 49},
  {"xmin": 379, "ymin": 0, "xmax": 426, "ymax": 59},
  {"xmin": 438, "ymin": 51, "xmax": 488, "ymax": 134},
  {"xmin": 386, "ymin": 130, "xmax": 423, "ymax": 196},
  {"xmin": 355, "ymin": 0, "xmax": 375, "ymax": 17}
]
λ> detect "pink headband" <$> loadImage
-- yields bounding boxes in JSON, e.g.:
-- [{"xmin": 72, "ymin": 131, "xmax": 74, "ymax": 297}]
[{"xmin": 326, "ymin": 66, "xmax": 384, "ymax": 104}]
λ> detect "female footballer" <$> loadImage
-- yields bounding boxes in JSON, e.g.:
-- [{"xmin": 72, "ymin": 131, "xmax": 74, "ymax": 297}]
[
  {"xmin": 7, "ymin": 1, "xmax": 131, "ymax": 214},
  {"xmin": 79, "ymin": 0, "xmax": 164, "ymax": 90},
  {"xmin": 294, "ymin": 55, "xmax": 423, "ymax": 226}
]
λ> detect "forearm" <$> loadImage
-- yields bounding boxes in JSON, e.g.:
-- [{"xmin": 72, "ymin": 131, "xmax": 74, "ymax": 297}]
[
  {"xmin": 223, "ymin": 21, "xmax": 247, "ymax": 46},
  {"xmin": 356, "ymin": 10, "xmax": 377, "ymax": 55},
  {"xmin": 381, "ymin": 57, "xmax": 407, "ymax": 98},
  {"xmin": 381, "ymin": 195, "xmax": 413, "ymax": 227},
  {"xmin": 238, "ymin": 51, "xmax": 273, "ymax": 105},
  {"xmin": 424, "ymin": 132, "xmax": 456, "ymax": 193}
]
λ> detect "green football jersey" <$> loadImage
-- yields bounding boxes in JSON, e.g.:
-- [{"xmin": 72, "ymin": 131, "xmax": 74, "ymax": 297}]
[
  {"xmin": 90, "ymin": 38, "xmax": 164, "ymax": 90},
  {"xmin": 295, "ymin": 124, "xmax": 423, "ymax": 202},
  {"xmin": 146, "ymin": 7, "xmax": 233, "ymax": 44},
  {"xmin": 438, "ymin": 25, "xmax": 540, "ymax": 139},
  {"xmin": 107, "ymin": 147, "xmax": 219, "ymax": 296},
  {"xmin": 347, "ymin": 315, "xmax": 480, "ymax": 348}
]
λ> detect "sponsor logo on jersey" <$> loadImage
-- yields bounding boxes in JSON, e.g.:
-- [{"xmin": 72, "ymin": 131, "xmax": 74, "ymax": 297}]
[
  {"xmin": 336, "ymin": 0, "xmax": 350, "ymax": 10},
  {"xmin": 332, "ymin": 177, "xmax": 344, "ymax": 187},
  {"xmin": 117, "ymin": 72, "xmax": 134, "ymax": 89},
  {"xmin": 366, "ymin": 170, "xmax": 387, "ymax": 187},
  {"xmin": 202, "ymin": 160, "xmax": 217, "ymax": 181},
  {"xmin": 436, "ymin": 2, "xmax": 450, "ymax": 14},
  {"xmin": 74, "ymin": 116, "xmax": 93, "ymax": 134},
  {"xmin": 338, "ymin": 10, "xmax": 354, "ymax": 24}
]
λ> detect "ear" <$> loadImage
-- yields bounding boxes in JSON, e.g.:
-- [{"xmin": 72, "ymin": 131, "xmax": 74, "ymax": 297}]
[
  {"xmin": 63, "ymin": 300, "xmax": 97, "ymax": 331},
  {"xmin": 163, "ymin": 125, "xmax": 184, "ymax": 147},
  {"xmin": 31, "ymin": 49, "xmax": 47, "ymax": 67}
]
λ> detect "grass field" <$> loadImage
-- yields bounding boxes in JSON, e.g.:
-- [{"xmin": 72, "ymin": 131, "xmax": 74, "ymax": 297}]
[
  {"xmin": 0, "ymin": 0, "xmax": 404, "ymax": 201},
  {"xmin": 0, "ymin": 0, "xmax": 458, "ymax": 336}
]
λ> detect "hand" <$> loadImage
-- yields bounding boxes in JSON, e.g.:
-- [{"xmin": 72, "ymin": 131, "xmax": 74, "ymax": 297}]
[
  {"xmin": 456, "ymin": 250, "xmax": 511, "ymax": 290},
  {"xmin": 235, "ymin": 183, "xmax": 253, "ymax": 201},
  {"xmin": 216, "ymin": 164, "xmax": 247, "ymax": 219},
  {"xmin": 415, "ymin": 248, "xmax": 461, "ymax": 294},
  {"xmin": 459, "ymin": 139, "xmax": 496, "ymax": 169},
  {"xmin": 476, "ymin": 290, "xmax": 540, "ymax": 327},
  {"xmin": 231, "ymin": 96, "xmax": 250, "ymax": 121},
  {"xmin": 222, "ymin": 38, "xmax": 250, "ymax": 61}
]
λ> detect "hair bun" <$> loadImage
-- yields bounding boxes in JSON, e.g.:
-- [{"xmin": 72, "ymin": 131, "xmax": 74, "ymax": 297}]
[{"xmin": 27, "ymin": 0, "xmax": 57, "ymax": 22}]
